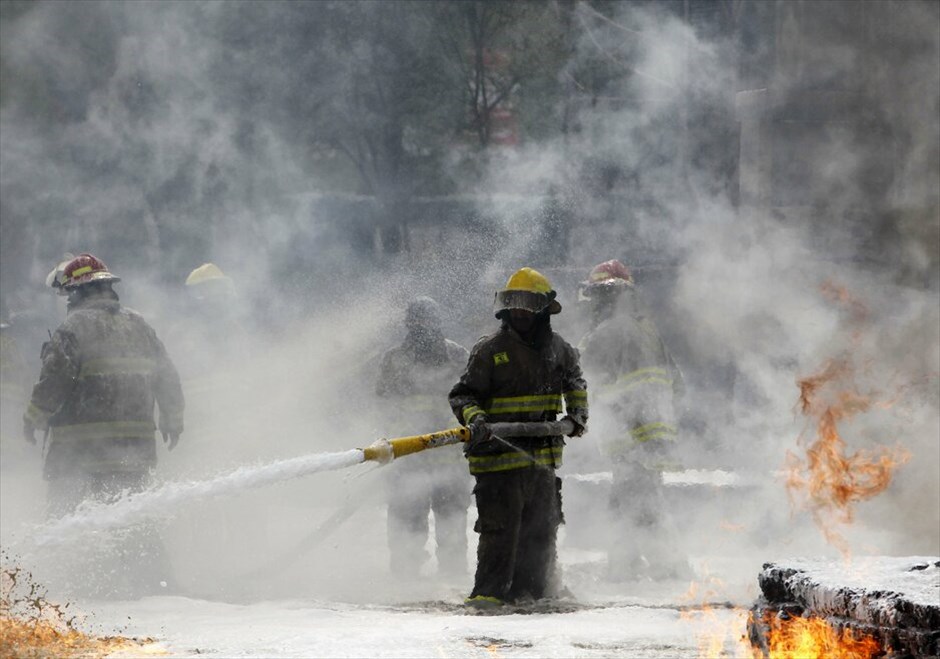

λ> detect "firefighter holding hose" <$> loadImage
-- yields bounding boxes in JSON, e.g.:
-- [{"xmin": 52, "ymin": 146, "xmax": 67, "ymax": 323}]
[{"xmin": 449, "ymin": 267, "xmax": 588, "ymax": 609}]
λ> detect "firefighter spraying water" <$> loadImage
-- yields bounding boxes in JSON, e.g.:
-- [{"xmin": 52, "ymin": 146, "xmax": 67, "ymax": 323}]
[
  {"xmin": 449, "ymin": 267, "xmax": 588, "ymax": 609},
  {"xmin": 25, "ymin": 266, "xmax": 589, "ymax": 613}
]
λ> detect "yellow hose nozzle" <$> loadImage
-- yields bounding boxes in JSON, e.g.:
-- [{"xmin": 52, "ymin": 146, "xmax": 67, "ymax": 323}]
[
  {"xmin": 361, "ymin": 427, "xmax": 470, "ymax": 462},
  {"xmin": 360, "ymin": 420, "xmax": 572, "ymax": 464}
]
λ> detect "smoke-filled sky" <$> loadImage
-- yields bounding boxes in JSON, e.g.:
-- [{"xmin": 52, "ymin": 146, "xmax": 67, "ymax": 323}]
[{"xmin": 1, "ymin": 0, "xmax": 938, "ymax": 606}]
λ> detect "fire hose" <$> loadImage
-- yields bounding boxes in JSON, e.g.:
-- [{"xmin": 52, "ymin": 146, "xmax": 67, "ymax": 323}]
[
  {"xmin": 360, "ymin": 419, "xmax": 576, "ymax": 463},
  {"xmin": 247, "ymin": 419, "xmax": 576, "ymax": 579}
]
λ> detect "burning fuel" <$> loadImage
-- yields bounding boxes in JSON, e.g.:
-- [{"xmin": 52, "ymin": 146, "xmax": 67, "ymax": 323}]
[
  {"xmin": 785, "ymin": 283, "xmax": 912, "ymax": 555},
  {"xmin": 786, "ymin": 357, "xmax": 911, "ymax": 554},
  {"xmin": 748, "ymin": 557, "xmax": 938, "ymax": 658},
  {"xmin": 679, "ymin": 570, "xmax": 752, "ymax": 658},
  {"xmin": 752, "ymin": 611, "xmax": 881, "ymax": 659}
]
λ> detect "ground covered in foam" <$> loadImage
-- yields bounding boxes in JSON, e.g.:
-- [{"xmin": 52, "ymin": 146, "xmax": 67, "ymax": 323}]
[{"xmin": 84, "ymin": 592, "xmax": 747, "ymax": 658}]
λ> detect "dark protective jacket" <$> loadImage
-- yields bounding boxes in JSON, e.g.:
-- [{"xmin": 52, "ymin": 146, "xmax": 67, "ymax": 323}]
[
  {"xmin": 377, "ymin": 334, "xmax": 469, "ymax": 422},
  {"xmin": 24, "ymin": 292, "xmax": 184, "ymax": 477},
  {"xmin": 377, "ymin": 333, "xmax": 469, "ymax": 465},
  {"xmin": 578, "ymin": 291, "xmax": 682, "ymax": 459},
  {"xmin": 449, "ymin": 321, "xmax": 587, "ymax": 475}
]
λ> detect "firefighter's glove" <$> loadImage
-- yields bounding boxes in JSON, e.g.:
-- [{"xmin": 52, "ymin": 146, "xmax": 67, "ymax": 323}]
[
  {"xmin": 464, "ymin": 415, "xmax": 494, "ymax": 457},
  {"xmin": 162, "ymin": 431, "xmax": 180, "ymax": 451},
  {"xmin": 23, "ymin": 419, "xmax": 37, "ymax": 445},
  {"xmin": 563, "ymin": 409, "xmax": 588, "ymax": 437}
]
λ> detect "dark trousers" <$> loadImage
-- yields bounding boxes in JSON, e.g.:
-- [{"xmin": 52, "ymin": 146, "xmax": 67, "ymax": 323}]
[
  {"xmin": 470, "ymin": 467, "xmax": 562, "ymax": 602},
  {"xmin": 386, "ymin": 462, "xmax": 470, "ymax": 576}
]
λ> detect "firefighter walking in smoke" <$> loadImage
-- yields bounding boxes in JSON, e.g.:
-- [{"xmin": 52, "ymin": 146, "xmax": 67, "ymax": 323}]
[
  {"xmin": 376, "ymin": 297, "xmax": 472, "ymax": 578},
  {"xmin": 577, "ymin": 260, "xmax": 690, "ymax": 581},
  {"xmin": 449, "ymin": 267, "xmax": 588, "ymax": 608},
  {"xmin": 22, "ymin": 253, "xmax": 185, "ymax": 596},
  {"xmin": 176, "ymin": 262, "xmax": 249, "ymax": 378}
]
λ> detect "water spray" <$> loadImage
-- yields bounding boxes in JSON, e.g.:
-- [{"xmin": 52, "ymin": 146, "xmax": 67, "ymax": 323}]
[{"xmin": 32, "ymin": 421, "xmax": 572, "ymax": 547}]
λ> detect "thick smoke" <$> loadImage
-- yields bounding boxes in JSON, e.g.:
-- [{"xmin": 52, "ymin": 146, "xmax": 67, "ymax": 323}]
[{"xmin": 1, "ymin": 0, "xmax": 937, "ymax": 608}]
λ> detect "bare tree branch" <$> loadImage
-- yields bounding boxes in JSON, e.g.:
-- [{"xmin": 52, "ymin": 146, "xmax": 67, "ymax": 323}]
[{"xmin": 574, "ymin": 4, "xmax": 676, "ymax": 89}]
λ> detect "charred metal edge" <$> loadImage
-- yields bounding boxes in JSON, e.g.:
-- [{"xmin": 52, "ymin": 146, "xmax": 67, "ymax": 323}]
[{"xmin": 750, "ymin": 561, "xmax": 940, "ymax": 659}]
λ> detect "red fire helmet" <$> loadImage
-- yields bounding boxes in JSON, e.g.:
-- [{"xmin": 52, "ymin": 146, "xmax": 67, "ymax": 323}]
[
  {"xmin": 62, "ymin": 253, "xmax": 121, "ymax": 289},
  {"xmin": 583, "ymin": 259, "xmax": 634, "ymax": 289}
]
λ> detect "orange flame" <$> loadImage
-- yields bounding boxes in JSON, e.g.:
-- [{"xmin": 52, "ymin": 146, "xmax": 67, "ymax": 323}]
[
  {"xmin": 680, "ymin": 570, "xmax": 752, "ymax": 658},
  {"xmin": 819, "ymin": 280, "xmax": 869, "ymax": 328},
  {"xmin": 787, "ymin": 358, "xmax": 910, "ymax": 555},
  {"xmin": 759, "ymin": 612, "xmax": 881, "ymax": 659},
  {"xmin": 786, "ymin": 283, "xmax": 912, "ymax": 556}
]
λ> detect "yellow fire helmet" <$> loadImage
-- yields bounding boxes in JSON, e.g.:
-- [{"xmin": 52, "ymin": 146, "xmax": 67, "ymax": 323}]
[
  {"xmin": 494, "ymin": 267, "xmax": 562, "ymax": 316},
  {"xmin": 185, "ymin": 263, "xmax": 231, "ymax": 287}
]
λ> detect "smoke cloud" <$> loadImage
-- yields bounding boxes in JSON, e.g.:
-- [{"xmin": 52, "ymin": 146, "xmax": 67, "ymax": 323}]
[{"xmin": 1, "ymin": 0, "xmax": 937, "ymax": 607}]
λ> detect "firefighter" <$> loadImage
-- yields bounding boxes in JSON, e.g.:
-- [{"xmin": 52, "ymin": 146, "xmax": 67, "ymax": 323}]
[
  {"xmin": 577, "ymin": 260, "xmax": 690, "ymax": 581},
  {"xmin": 175, "ymin": 262, "xmax": 248, "ymax": 378},
  {"xmin": 449, "ymin": 267, "xmax": 588, "ymax": 608},
  {"xmin": 376, "ymin": 296, "xmax": 471, "ymax": 578},
  {"xmin": 22, "ymin": 253, "xmax": 184, "ymax": 595}
]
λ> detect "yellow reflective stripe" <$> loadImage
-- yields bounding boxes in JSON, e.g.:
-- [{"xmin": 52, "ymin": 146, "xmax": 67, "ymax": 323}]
[
  {"xmin": 462, "ymin": 405, "xmax": 485, "ymax": 424},
  {"xmin": 467, "ymin": 447, "xmax": 563, "ymax": 473},
  {"xmin": 603, "ymin": 423, "xmax": 678, "ymax": 455},
  {"xmin": 469, "ymin": 456, "xmax": 562, "ymax": 473},
  {"xmin": 465, "ymin": 595, "xmax": 504, "ymax": 606},
  {"xmin": 631, "ymin": 422, "xmax": 677, "ymax": 438},
  {"xmin": 611, "ymin": 367, "xmax": 671, "ymax": 387},
  {"xmin": 470, "ymin": 459, "xmax": 534, "ymax": 472},
  {"xmin": 563, "ymin": 390, "xmax": 588, "ymax": 407},
  {"xmin": 25, "ymin": 401, "xmax": 53, "ymax": 428},
  {"xmin": 622, "ymin": 367, "xmax": 669, "ymax": 381},
  {"xmin": 489, "ymin": 394, "xmax": 562, "ymax": 405},
  {"xmin": 485, "ymin": 394, "xmax": 563, "ymax": 414},
  {"xmin": 630, "ymin": 422, "xmax": 677, "ymax": 444},
  {"xmin": 53, "ymin": 420, "xmax": 155, "ymax": 441},
  {"xmin": 79, "ymin": 357, "xmax": 155, "ymax": 378},
  {"xmin": 633, "ymin": 430, "xmax": 675, "ymax": 443},
  {"xmin": 70, "ymin": 265, "xmax": 93, "ymax": 278},
  {"xmin": 485, "ymin": 406, "xmax": 562, "ymax": 415}
]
